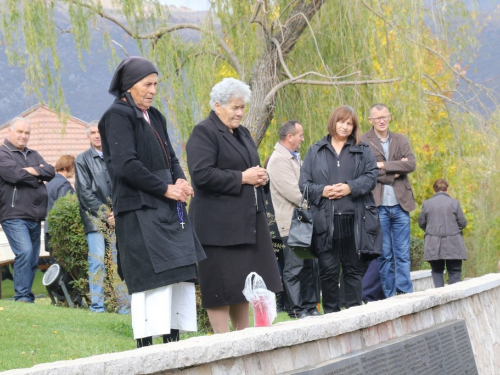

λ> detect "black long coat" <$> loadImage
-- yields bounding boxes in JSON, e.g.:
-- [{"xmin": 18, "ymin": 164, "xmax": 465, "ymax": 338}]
[
  {"xmin": 186, "ymin": 111, "xmax": 266, "ymax": 246},
  {"xmin": 99, "ymin": 99, "xmax": 205, "ymax": 292}
]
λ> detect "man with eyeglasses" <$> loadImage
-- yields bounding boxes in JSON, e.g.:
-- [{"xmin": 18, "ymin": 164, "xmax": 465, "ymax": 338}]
[{"xmin": 360, "ymin": 103, "xmax": 416, "ymax": 298}]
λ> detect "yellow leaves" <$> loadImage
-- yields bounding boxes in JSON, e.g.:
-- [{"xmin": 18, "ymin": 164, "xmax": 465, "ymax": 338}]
[
  {"xmin": 268, "ymin": 5, "xmax": 280, "ymax": 22},
  {"xmin": 0, "ymin": 307, "xmax": 4, "ymax": 311},
  {"xmin": 53, "ymin": 330, "xmax": 58, "ymax": 334},
  {"xmin": 214, "ymin": 62, "xmax": 237, "ymax": 82}
]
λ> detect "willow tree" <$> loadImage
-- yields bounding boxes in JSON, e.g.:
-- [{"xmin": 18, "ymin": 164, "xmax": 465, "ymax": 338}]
[
  {"xmin": 0, "ymin": 0, "xmax": 443, "ymax": 145},
  {"xmin": 2, "ymin": 1, "xmax": 499, "ymax": 274}
]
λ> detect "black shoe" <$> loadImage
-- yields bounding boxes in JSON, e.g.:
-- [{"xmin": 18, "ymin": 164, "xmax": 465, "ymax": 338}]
[
  {"xmin": 276, "ymin": 292, "xmax": 286, "ymax": 313},
  {"xmin": 308, "ymin": 309, "xmax": 321, "ymax": 316},
  {"xmin": 290, "ymin": 310, "xmax": 310, "ymax": 319}
]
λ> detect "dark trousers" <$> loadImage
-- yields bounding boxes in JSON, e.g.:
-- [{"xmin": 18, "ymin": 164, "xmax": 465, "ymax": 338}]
[
  {"xmin": 362, "ymin": 259, "xmax": 386, "ymax": 303},
  {"xmin": 274, "ymin": 240, "xmax": 290, "ymax": 312},
  {"xmin": 318, "ymin": 235, "xmax": 368, "ymax": 314},
  {"xmin": 429, "ymin": 259, "xmax": 462, "ymax": 288},
  {"xmin": 44, "ymin": 233, "xmax": 56, "ymax": 265},
  {"xmin": 282, "ymin": 237, "xmax": 320, "ymax": 317}
]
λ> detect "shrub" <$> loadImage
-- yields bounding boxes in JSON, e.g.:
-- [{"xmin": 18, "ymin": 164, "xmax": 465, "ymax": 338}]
[
  {"xmin": 47, "ymin": 192, "xmax": 89, "ymax": 299},
  {"xmin": 410, "ymin": 236, "xmax": 425, "ymax": 271},
  {"xmin": 88, "ymin": 202, "xmax": 130, "ymax": 314},
  {"xmin": 196, "ymin": 285, "xmax": 212, "ymax": 333}
]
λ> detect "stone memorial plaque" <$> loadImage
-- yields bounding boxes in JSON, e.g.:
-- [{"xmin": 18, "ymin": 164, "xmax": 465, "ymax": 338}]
[{"xmin": 283, "ymin": 320, "xmax": 477, "ymax": 375}]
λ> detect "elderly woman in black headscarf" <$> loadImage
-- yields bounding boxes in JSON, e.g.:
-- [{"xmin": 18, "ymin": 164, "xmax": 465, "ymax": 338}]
[{"xmin": 98, "ymin": 56, "xmax": 206, "ymax": 348}]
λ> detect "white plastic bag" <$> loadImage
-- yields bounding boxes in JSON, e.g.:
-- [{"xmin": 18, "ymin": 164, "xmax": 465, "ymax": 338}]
[{"xmin": 242, "ymin": 272, "xmax": 277, "ymax": 327}]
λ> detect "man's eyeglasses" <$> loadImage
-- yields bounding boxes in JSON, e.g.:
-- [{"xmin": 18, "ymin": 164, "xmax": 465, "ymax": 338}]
[{"xmin": 369, "ymin": 115, "xmax": 390, "ymax": 123}]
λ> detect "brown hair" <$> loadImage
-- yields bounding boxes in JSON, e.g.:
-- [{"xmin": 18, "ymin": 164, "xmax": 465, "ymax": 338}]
[
  {"xmin": 55, "ymin": 155, "xmax": 75, "ymax": 173},
  {"xmin": 433, "ymin": 179, "xmax": 448, "ymax": 192},
  {"xmin": 327, "ymin": 105, "xmax": 359, "ymax": 145}
]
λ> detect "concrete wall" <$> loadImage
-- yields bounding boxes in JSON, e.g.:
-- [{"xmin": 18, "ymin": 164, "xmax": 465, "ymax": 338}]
[
  {"xmin": 411, "ymin": 269, "xmax": 434, "ymax": 292},
  {"xmin": 4, "ymin": 273, "xmax": 500, "ymax": 375}
]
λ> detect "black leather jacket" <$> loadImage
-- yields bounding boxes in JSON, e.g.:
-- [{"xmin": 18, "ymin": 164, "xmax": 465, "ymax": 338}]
[
  {"xmin": 75, "ymin": 147, "xmax": 112, "ymax": 234},
  {"xmin": 0, "ymin": 140, "xmax": 55, "ymax": 222}
]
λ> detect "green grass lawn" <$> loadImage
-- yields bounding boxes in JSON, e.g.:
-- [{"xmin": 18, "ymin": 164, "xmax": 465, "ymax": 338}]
[
  {"xmin": 0, "ymin": 269, "xmax": 295, "ymax": 372},
  {"xmin": 1, "ymin": 269, "xmax": 47, "ymax": 299}
]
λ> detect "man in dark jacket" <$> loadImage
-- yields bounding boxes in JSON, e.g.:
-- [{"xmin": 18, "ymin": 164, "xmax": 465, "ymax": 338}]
[
  {"xmin": 0, "ymin": 117, "xmax": 55, "ymax": 302},
  {"xmin": 360, "ymin": 103, "xmax": 416, "ymax": 298},
  {"xmin": 75, "ymin": 121, "xmax": 129, "ymax": 313}
]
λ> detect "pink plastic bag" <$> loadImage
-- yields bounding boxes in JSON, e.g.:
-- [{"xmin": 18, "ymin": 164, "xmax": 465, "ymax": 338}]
[{"xmin": 242, "ymin": 272, "xmax": 277, "ymax": 327}]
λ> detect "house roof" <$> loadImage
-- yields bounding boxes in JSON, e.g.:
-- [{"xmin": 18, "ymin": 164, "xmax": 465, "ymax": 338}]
[{"xmin": 0, "ymin": 104, "xmax": 90, "ymax": 168}]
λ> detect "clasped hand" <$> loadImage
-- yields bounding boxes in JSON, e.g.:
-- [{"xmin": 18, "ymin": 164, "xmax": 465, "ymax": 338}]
[
  {"xmin": 322, "ymin": 183, "xmax": 351, "ymax": 200},
  {"xmin": 242, "ymin": 166, "xmax": 268, "ymax": 187},
  {"xmin": 165, "ymin": 178, "xmax": 194, "ymax": 202}
]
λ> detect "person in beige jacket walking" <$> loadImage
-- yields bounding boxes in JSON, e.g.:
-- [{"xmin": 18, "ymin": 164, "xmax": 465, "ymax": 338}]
[{"xmin": 267, "ymin": 120, "xmax": 320, "ymax": 318}]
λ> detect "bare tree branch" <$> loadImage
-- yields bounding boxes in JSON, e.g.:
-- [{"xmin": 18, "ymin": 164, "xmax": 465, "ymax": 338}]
[
  {"xmin": 244, "ymin": 1, "xmax": 271, "ymax": 45},
  {"xmin": 271, "ymin": 37, "xmax": 362, "ymax": 83},
  {"xmin": 56, "ymin": 25, "xmax": 71, "ymax": 34},
  {"xmin": 264, "ymin": 76, "xmax": 402, "ymax": 107},
  {"xmin": 95, "ymin": 27, "xmax": 129, "ymax": 57},
  {"xmin": 68, "ymin": 0, "xmax": 244, "ymax": 78},
  {"xmin": 69, "ymin": 0, "xmax": 135, "ymax": 36},
  {"xmin": 174, "ymin": 51, "xmax": 228, "ymax": 75}
]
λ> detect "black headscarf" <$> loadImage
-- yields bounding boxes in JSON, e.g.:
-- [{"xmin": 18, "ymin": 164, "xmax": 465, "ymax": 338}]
[
  {"xmin": 108, "ymin": 56, "xmax": 158, "ymax": 118},
  {"xmin": 108, "ymin": 56, "xmax": 158, "ymax": 98}
]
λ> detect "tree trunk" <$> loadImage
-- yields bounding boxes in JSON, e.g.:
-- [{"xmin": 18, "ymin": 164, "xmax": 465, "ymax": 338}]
[{"xmin": 243, "ymin": 0, "xmax": 325, "ymax": 146}]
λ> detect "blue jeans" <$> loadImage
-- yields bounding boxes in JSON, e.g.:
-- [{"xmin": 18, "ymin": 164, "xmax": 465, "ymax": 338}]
[
  {"xmin": 87, "ymin": 232, "xmax": 130, "ymax": 313},
  {"xmin": 2, "ymin": 219, "xmax": 41, "ymax": 302},
  {"xmin": 378, "ymin": 205, "xmax": 413, "ymax": 297}
]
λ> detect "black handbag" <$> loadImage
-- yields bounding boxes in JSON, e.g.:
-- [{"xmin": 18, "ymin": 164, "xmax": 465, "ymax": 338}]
[{"xmin": 287, "ymin": 184, "xmax": 317, "ymax": 259}]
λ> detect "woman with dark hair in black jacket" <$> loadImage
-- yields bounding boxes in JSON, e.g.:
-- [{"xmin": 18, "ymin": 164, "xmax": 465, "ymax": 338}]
[{"xmin": 299, "ymin": 105, "xmax": 381, "ymax": 314}]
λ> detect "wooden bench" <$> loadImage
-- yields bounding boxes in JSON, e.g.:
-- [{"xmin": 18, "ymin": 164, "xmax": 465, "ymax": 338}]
[{"xmin": 0, "ymin": 225, "xmax": 50, "ymax": 299}]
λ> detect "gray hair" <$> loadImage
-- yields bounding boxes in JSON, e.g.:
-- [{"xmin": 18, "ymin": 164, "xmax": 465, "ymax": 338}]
[
  {"xmin": 369, "ymin": 103, "xmax": 389, "ymax": 116},
  {"xmin": 9, "ymin": 117, "xmax": 32, "ymax": 130},
  {"xmin": 87, "ymin": 120, "xmax": 99, "ymax": 135},
  {"xmin": 209, "ymin": 78, "xmax": 251, "ymax": 110},
  {"xmin": 279, "ymin": 120, "xmax": 301, "ymax": 140}
]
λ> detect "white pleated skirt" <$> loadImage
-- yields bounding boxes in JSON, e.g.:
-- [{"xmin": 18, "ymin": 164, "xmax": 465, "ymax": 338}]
[{"xmin": 131, "ymin": 282, "xmax": 197, "ymax": 340}]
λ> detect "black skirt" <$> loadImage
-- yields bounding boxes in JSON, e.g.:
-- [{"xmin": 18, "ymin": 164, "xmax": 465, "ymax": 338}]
[
  {"xmin": 198, "ymin": 211, "xmax": 283, "ymax": 308},
  {"xmin": 115, "ymin": 209, "xmax": 198, "ymax": 294}
]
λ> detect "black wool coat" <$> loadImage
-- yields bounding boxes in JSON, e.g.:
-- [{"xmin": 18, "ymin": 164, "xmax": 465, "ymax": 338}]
[
  {"xmin": 99, "ymin": 99, "xmax": 205, "ymax": 288},
  {"xmin": 186, "ymin": 111, "xmax": 266, "ymax": 247}
]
